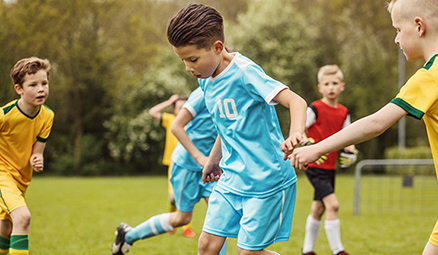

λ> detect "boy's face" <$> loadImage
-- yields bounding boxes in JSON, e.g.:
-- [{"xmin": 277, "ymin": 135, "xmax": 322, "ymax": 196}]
[
  {"xmin": 391, "ymin": 0, "xmax": 422, "ymax": 61},
  {"xmin": 15, "ymin": 69, "xmax": 49, "ymax": 107},
  {"xmin": 173, "ymin": 44, "xmax": 222, "ymax": 79},
  {"xmin": 317, "ymin": 74, "xmax": 345, "ymax": 101}
]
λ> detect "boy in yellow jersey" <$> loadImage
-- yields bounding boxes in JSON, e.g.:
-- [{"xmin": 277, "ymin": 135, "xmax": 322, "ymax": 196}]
[
  {"xmin": 289, "ymin": 0, "xmax": 438, "ymax": 254},
  {"xmin": 148, "ymin": 94, "xmax": 195, "ymax": 237},
  {"xmin": 0, "ymin": 57, "xmax": 54, "ymax": 255}
]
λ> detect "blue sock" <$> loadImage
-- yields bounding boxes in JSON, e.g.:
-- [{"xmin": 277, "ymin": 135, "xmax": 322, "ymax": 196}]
[
  {"xmin": 125, "ymin": 213, "xmax": 174, "ymax": 244},
  {"xmin": 219, "ymin": 238, "xmax": 228, "ymax": 255}
]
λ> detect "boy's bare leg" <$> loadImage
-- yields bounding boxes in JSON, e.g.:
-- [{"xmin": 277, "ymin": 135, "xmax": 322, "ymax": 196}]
[
  {"xmin": 423, "ymin": 242, "xmax": 438, "ymax": 255},
  {"xmin": 0, "ymin": 220, "xmax": 12, "ymax": 238},
  {"xmin": 10, "ymin": 206, "xmax": 30, "ymax": 234},
  {"xmin": 322, "ymin": 194, "xmax": 339, "ymax": 221},
  {"xmin": 198, "ymin": 232, "xmax": 226, "ymax": 255}
]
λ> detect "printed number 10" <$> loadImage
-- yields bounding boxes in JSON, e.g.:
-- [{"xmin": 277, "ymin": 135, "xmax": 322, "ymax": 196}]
[{"xmin": 217, "ymin": 99, "xmax": 238, "ymax": 118}]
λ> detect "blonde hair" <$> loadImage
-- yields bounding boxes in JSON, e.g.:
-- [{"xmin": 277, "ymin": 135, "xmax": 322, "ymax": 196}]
[
  {"xmin": 387, "ymin": 0, "xmax": 438, "ymax": 25},
  {"xmin": 10, "ymin": 57, "xmax": 51, "ymax": 87},
  {"xmin": 317, "ymin": 65, "xmax": 343, "ymax": 83}
]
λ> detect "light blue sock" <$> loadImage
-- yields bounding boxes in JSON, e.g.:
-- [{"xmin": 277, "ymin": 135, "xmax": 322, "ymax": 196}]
[
  {"xmin": 125, "ymin": 213, "xmax": 174, "ymax": 244},
  {"xmin": 219, "ymin": 238, "xmax": 228, "ymax": 255}
]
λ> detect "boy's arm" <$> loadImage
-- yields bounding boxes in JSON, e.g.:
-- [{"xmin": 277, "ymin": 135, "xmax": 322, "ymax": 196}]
[
  {"xmin": 30, "ymin": 141, "xmax": 47, "ymax": 172},
  {"xmin": 202, "ymin": 135, "xmax": 223, "ymax": 183},
  {"xmin": 289, "ymin": 103, "xmax": 407, "ymax": 170},
  {"xmin": 148, "ymin": 95, "xmax": 180, "ymax": 121},
  {"xmin": 170, "ymin": 108, "xmax": 208, "ymax": 167},
  {"xmin": 274, "ymin": 89, "xmax": 307, "ymax": 159}
]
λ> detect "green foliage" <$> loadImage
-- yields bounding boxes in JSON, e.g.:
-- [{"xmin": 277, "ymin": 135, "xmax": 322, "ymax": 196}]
[
  {"xmin": 0, "ymin": 0, "xmax": 431, "ymax": 175},
  {"xmin": 384, "ymin": 146, "xmax": 434, "ymax": 175}
]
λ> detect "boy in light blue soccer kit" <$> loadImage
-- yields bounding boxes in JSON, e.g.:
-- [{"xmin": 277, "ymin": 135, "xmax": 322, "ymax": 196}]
[
  {"xmin": 167, "ymin": 4, "xmax": 307, "ymax": 254},
  {"xmin": 112, "ymin": 87, "xmax": 227, "ymax": 254},
  {"xmin": 199, "ymin": 53, "xmax": 300, "ymax": 252}
]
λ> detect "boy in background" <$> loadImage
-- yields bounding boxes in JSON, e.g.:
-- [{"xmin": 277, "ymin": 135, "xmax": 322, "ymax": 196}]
[
  {"xmin": 112, "ymin": 87, "xmax": 226, "ymax": 254},
  {"xmin": 148, "ymin": 94, "xmax": 194, "ymax": 237},
  {"xmin": 289, "ymin": 0, "xmax": 438, "ymax": 254},
  {"xmin": 167, "ymin": 4, "xmax": 307, "ymax": 255},
  {"xmin": 302, "ymin": 65, "xmax": 357, "ymax": 255},
  {"xmin": 0, "ymin": 57, "xmax": 55, "ymax": 255}
]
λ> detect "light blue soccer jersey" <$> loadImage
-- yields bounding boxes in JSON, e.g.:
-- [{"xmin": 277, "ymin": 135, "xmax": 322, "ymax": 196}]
[
  {"xmin": 197, "ymin": 53, "xmax": 297, "ymax": 197},
  {"xmin": 171, "ymin": 87, "xmax": 217, "ymax": 171}
]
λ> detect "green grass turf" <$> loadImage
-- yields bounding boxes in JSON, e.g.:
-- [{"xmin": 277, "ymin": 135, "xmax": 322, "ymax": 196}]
[{"xmin": 25, "ymin": 174, "xmax": 437, "ymax": 254}]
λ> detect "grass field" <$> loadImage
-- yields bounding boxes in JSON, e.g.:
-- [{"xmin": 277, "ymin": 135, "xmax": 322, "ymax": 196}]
[{"xmin": 25, "ymin": 173, "xmax": 437, "ymax": 254}]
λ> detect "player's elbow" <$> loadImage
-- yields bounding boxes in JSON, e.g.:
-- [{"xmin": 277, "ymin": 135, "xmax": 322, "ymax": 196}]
[{"xmin": 170, "ymin": 122, "xmax": 181, "ymax": 137}]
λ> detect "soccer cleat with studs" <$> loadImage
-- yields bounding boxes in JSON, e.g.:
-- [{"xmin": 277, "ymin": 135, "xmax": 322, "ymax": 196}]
[{"xmin": 112, "ymin": 222, "xmax": 132, "ymax": 255}]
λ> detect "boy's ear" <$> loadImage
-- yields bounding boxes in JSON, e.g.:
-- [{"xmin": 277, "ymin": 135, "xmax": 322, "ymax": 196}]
[
  {"xmin": 212, "ymin": 40, "xmax": 224, "ymax": 54},
  {"xmin": 415, "ymin": 17, "xmax": 426, "ymax": 37},
  {"xmin": 14, "ymin": 84, "xmax": 23, "ymax": 95}
]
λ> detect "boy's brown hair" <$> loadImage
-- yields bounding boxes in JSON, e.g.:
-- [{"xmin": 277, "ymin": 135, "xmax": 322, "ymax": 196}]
[
  {"xmin": 10, "ymin": 57, "xmax": 51, "ymax": 87},
  {"xmin": 167, "ymin": 3, "xmax": 224, "ymax": 49}
]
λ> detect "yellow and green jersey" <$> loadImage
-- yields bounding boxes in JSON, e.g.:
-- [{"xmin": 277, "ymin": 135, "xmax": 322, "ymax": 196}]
[
  {"xmin": 391, "ymin": 54, "xmax": 438, "ymax": 176},
  {"xmin": 160, "ymin": 112, "xmax": 177, "ymax": 166},
  {"xmin": 0, "ymin": 100, "xmax": 54, "ymax": 188}
]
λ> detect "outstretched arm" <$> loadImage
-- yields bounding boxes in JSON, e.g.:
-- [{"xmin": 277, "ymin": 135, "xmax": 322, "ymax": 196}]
[
  {"xmin": 203, "ymin": 136, "xmax": 223, "ymax": 183},
  {"xmin": 274, "ymin": 88, "xmax": 307, "ymax": 159},
  {"xmin": 148, "ymin": 95, "xmax": 180, "ymax": 121},
  {"xmin": 289, "ymin": 103, "xmax": 407, "ymax": 170},
  {"xmin": 171, "ymin": 108, "xmax": 208, "ymax": 167},
  {"xmin": 30, "ymin": 141, "xmax": 46, "ymax": 172}
]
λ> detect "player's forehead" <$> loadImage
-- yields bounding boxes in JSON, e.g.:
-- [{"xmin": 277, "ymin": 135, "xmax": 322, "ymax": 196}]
[
  {"xmin": 319, "ymin": 74, "xmax": 342, "ymax": 83},
  {"xmin": 173, "ymin": 44, "xmax": 207, "ymax": 59},
  {"xmin": 22, "ymin": 69, "xmax": 48, "ymax": 84}
]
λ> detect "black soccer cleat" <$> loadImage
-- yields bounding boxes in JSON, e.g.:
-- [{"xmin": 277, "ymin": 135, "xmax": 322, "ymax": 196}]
[{"xmin": 112, "ymin": 222, "xmax": 132, "ymax": 255}]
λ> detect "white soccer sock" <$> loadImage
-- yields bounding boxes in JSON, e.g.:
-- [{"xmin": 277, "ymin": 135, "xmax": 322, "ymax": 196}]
[
  {"xmin": 302, "ymin": 215, "xmax": 321, "ymax": 253},
  {"xmin": 125, "ymin": 213, "xmax": 174, "ymax": 244},
  {"xmin": 324, "ymin": 219, "xmax": 344, "ymax": 255}
]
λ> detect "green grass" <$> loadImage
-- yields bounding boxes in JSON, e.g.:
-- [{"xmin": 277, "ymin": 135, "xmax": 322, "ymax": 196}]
[{"xmin": 25, "ymin": 174, "xmax": 436, "ymax": 254}]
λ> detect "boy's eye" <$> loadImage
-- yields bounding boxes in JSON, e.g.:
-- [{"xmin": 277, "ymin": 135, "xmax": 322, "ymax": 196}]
[{"xmin": 190, "ymin": 58, "xmax": 198, "ymax": 63}]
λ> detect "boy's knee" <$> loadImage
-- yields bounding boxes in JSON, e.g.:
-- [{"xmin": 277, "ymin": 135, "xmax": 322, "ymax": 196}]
[
  {"xmin": 198, "ymin": 234, "xmax": 210, "ymax": 254},
  {"xmin": 12, "ymin": 210, "xmax": 31, "ymax": 228},
  {"xmin": 173, "ymin": 211, "xmax": 192, "ymax": 227}
]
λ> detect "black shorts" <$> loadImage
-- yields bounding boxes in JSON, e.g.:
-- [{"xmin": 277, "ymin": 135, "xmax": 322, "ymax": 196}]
[{"xmin": 305, "ymin": 167, "xmax": 336, "ymax": 201}]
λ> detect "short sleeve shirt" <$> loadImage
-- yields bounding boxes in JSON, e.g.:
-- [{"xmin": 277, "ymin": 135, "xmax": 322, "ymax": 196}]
[
  {"xmin": 0, "ymin": 100, "xmax": 54, "ymax": 187},
  {"xmin": 171, "ymin": 87, "xmax": 217, "ymax": 171},
  {"xmin": 197, "ymin": 53, "xmax": 297, "ymax": 198},
  {"xmin": 391, "ymin": 54, "xmax": 438, "ymax": 176}
]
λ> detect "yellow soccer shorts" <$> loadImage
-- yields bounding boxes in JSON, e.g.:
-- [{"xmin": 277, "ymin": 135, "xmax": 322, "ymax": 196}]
[{"xmin": 0, "ymin": 173, "xmax": 27, "ymax": 221}]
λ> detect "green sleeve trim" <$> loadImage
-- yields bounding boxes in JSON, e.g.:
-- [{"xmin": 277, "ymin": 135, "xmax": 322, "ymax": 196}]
[
  {"xmin": 37, "ymin": 136, "xmax": 48, "ymax": 142},
  {"xmin": 390, "ymin": 98, "xmax": 423, "ymax": 120}
]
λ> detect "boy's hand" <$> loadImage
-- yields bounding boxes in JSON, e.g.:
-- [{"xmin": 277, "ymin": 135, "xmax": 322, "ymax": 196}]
[
  {"xmin": 280, "ymin": 132, "xmax": 304, "ymax": 160},
  {"xmin": 169, "ymin": 94, "xmax": 180, "ymax": 103},
  {"xmin": 30, "ymin": 154, "xmax": 44, "ymax": 172},
  {"xmin": 288, "ymin": 145, "xmax": 322, "ymax": 170},
  {"xmin": 300, "ymin": 138, "xmax": 327, "ymax": 165},
  {"xmin": 339, "ymin": 148, "xmax": 359, "ymax": 168},
  {"xmin": 202, "ymin": 161, "xmax": 223, "ymax": 183}
]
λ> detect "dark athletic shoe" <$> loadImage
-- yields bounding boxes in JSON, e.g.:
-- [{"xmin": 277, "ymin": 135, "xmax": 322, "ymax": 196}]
[{"xmin": 112, "ymin": 223, "xmax": 132, "ymax": 255}]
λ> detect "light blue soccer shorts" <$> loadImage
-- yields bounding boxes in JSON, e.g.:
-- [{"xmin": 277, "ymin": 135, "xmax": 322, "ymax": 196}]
[
  {"xmin": 202, "ymin": 183, "xmax": 297, "ymax": 251},
  {"xmin": 170, "ymin": 163, "xmax": 214, "ymax": 212}
]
